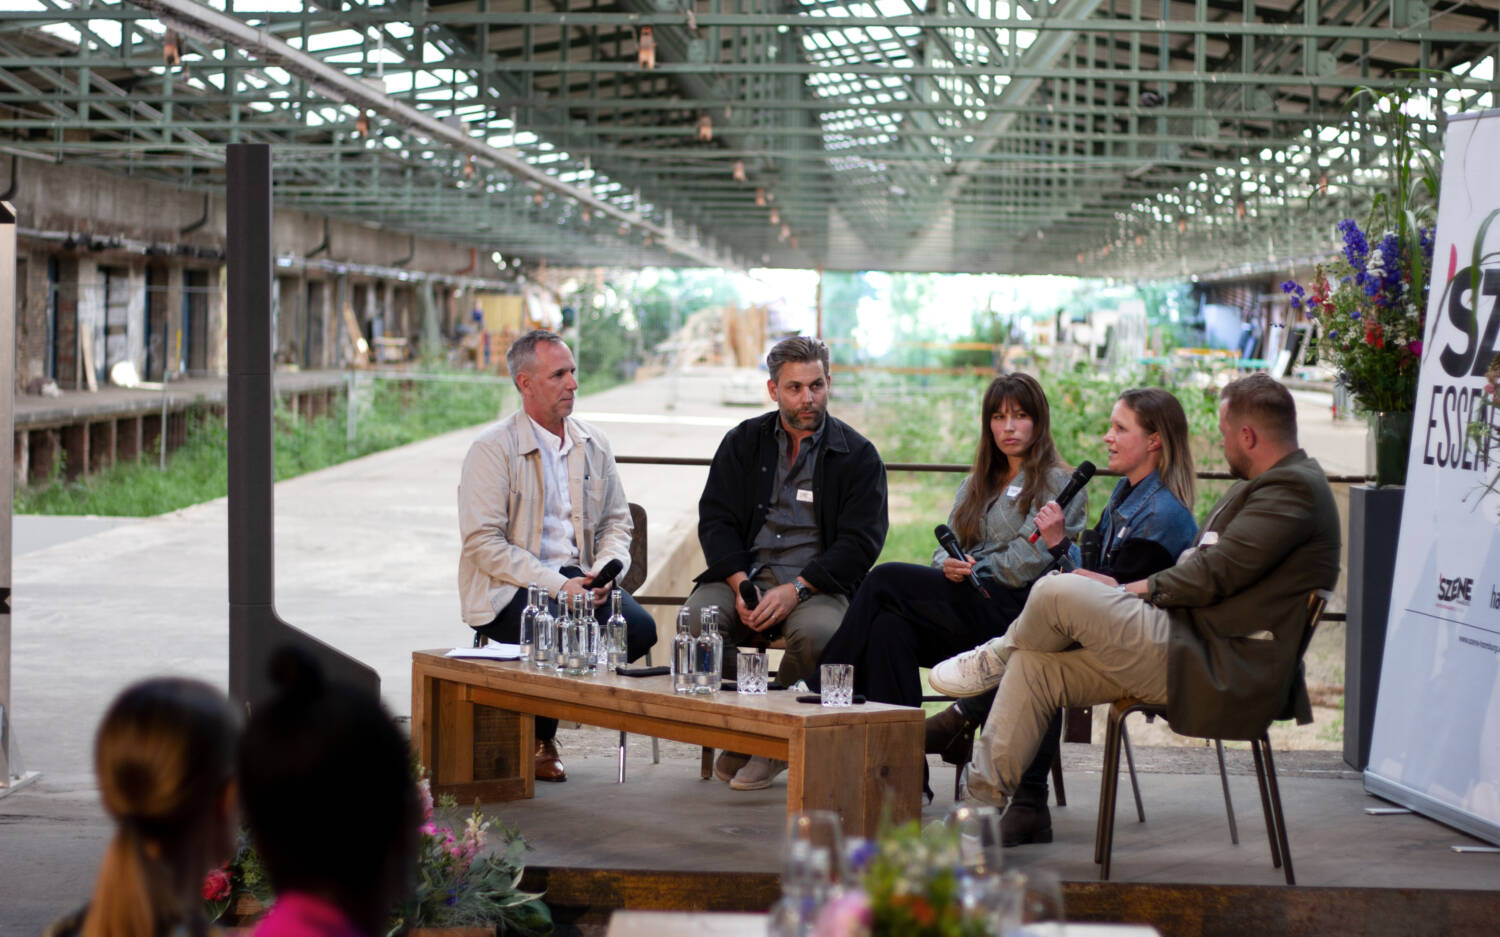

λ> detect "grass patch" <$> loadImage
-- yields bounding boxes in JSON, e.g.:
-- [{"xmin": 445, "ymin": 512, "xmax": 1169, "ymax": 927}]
[{"xmin": 17, "ymin": 374, "xmax": 509, "ymax": 517}]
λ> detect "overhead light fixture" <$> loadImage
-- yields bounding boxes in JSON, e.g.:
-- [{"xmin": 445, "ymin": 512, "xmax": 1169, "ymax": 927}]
[
  {"xmin": 755, "ymin": 187, "xmax": 766, "ymax": 207},
  {"xmin": 769, "ymin": 207, "xmax": 780, "ymax": 225},
  {"xmin": 733, "ymin": 160, "xmax": 747, "ymax": 182},
  {"xmin": 163, "ymin": 29, "xmax": 182, "ymax": 67},
  {"xmin": 637, "ymin": 26, "xmax": 656, "ymax": 70},
  {"xmin": 697, "ymin": 113, "xmax": 713, "ymax": 142},
  {"xmin": 355, "ymin": 111, "xmax": 369, "ymax": 137}
]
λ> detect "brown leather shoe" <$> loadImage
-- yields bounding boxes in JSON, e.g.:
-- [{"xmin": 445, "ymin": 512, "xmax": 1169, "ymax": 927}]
[
  {"xmin": 535, "ymin": 739, "xmax": 567, "ymax": 782},
  {"xmin": 924, "ymin": 703, "xmax": 976, "ymax": 765}
]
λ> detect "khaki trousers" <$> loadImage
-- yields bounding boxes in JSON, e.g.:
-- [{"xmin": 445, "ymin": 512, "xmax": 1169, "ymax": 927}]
[
  {"xmin": 967, "ymin": 572, "xmax": 1172, "ymax": 806},
  {"xmin": 683, "ymin": 575, "xmax": 849, "ymax": 688}
]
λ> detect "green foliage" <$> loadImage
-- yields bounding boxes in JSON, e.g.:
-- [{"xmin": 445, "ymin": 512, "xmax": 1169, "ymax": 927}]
[
  {"xmin": 17, "ymin": 373, "xmax": 507, "ymax": 517},
  {"xmin": 858, "ymin": 372, "xmax": 1228, "ymax": 558}
]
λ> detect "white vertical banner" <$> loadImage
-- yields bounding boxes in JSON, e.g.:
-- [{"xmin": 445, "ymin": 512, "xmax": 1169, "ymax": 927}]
[{"xmin": 1365, "ymin": 108, "xmax": 1500, "ymax": 845}]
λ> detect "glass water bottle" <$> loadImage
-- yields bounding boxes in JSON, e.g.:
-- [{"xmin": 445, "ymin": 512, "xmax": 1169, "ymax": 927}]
[
  {"xmin": 603, "ymin": 589, "xmax": 629, "ymax": 669},
  {"xmin": 695, "ymin": 606, "xmax": 723, "ymax": 695},
  {"xmin": 672, "ymin": 606, "xmax": 696, "ymax": 693},
  {"xmin": 517, "ymin": 584, "xmax": 540, "ymax": 665},
  {"xmin": 531, "ymin": 591, "xmax": 555, "ymax": 671}
]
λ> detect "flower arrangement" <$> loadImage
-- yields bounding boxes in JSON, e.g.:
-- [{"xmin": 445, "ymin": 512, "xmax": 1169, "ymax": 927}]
[
  {"xmin": 810, "ymin": 819, "xmax": 990, "ymax": 937},
  {"xmin": 204, "ymin": 768, "xmax": 551, "ymax": 936},
  {"xmin": 1282, "ymin": 82, "xmax": 1441, "ymax": 417},
  {"xmin": 1281, "ymin": 216, "xmax": 1433, "ymax": 413}
]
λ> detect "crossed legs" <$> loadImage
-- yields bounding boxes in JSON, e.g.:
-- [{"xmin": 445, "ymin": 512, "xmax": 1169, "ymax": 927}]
[{"xmin": 962, "ymin": 572, "xmax": 1173, "ymax": 807}]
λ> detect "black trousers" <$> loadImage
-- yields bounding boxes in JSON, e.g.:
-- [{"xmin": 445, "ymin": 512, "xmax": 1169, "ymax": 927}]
[
  {"xmin": 474, "ymin": 565, "xmax": 657, "ymax": 742},
  {"xmin": 819, "ymin": 561, "xmax": 1058, "ymax": 793}
]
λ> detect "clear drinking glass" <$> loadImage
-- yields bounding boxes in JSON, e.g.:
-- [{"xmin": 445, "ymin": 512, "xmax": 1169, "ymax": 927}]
[
  {"xmin": 517, "ymin": 584, "xmax": 539, "ymax": 665},
  {"xmin": 736, "ymin": 650, "xmax": 769, "ymax": 694},
  {"xmin": 1001, "ymin": 868, "xmax": 1066, "ymax": 937},
  {"xmin": 948, "ymin": 804, "xmax": 1005, "ymax": 932},
  {"xmin": 820, "ymin": 663, "xmax": 854, "ymax": 706}
]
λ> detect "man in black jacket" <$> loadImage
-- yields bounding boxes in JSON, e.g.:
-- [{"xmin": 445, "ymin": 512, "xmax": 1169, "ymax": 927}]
[{"xmin": 686, "ymin": 335, "xmax": 888, "ymax": 791}]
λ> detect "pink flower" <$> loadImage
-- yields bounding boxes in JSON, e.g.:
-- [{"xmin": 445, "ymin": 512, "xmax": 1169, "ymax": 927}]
[
  {"xmin": 422, "ymin": 822, "xmax": 440, "ymax": 837},
  {"xmin": 201, "ymin": 867, "xmax": 232, "ymax": 902},
  {"xmin": 813, "ymin": 891, "xmax": 872, "ymax": 937},
  {"xmin": 418, "ymin": 778, "xmax": 435, "ymax": 823}
]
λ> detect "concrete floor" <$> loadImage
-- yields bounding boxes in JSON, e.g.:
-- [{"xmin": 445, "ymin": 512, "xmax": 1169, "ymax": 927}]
[{"xmin": 3, "ymin": 370, "xmax": 1485, "ymax": 937}]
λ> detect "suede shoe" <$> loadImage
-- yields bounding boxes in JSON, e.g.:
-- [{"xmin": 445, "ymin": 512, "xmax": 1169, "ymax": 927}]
[
  {"xmin": 929, "ymin": 639, "xmax": 1007, "ymax": 697},
  {"xmin": 729, "ymin": 756, "xmax": 788, "ymax": 791},
  {"xmin": 924, "ymin": 703, "xmax": 977, "ymax": 766},
  {"xmin": 713, "ymin": 750, "xmax": 751, "ymax": 783},
  {"xmin": 535, "ymin": 739, "xmax": 567, "ymax": 782},
  {"xmin": 1001, "ymin": 800, "xmax": 1053, "ymax": 846}
]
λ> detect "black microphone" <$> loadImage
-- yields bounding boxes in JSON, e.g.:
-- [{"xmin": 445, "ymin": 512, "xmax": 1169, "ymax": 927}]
[
  {"xmin": 935, "ymin": 524, "xmax": 990, "ymax": 599},
  {"xmin": 739, "ymin": 579, "xmax": 760, "ymax": 610},
  {"xmin": 1080, "ymin": 529, "xmax": 1102, "ymax": 571},
  {"xmin": 1025, "ymin": 461, "xmax": 1097, "ymax": 543},
  {"xmin": 586, "ymin": 558, "xmax": 623, "ymax": 589}
]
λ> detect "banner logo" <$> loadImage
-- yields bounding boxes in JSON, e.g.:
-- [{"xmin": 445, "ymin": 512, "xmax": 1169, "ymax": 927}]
[{"xmin": 1437, "ymin": 574, "xmax": 1474, "ymax": 608}]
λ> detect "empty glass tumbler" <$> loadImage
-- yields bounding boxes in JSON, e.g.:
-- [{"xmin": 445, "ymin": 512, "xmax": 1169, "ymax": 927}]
[
  {"xmin": 737, "ymin": 650, "xmax": 769, "ymax": 694},
  {"xmin": 820, "ymin": 663, "xmax": 854, "ymax": 706}
]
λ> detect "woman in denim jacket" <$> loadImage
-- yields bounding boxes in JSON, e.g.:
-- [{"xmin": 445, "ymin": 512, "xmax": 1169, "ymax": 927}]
[{"xmin": 935, "ymin": 386, "xmax": 1198, "ymax": 845}]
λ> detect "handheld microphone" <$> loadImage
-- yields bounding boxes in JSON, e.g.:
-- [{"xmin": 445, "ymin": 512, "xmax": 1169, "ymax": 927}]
[
  {"xmin": 1080, "ymin": 529, "xmax": 1102, "ymax": 571},
  {"xmin": 1025, "ymin": 461, "xmax": 1097, "ymax": 543},
  {"xmin": 586, "ymin": 558, "xmax": 624, "ymax": 589},
  {"xmin": 935, "ymin": 524, "xmax": 990, "ymax": 599},
  {"xmin": 739, "ymin": 579, "xmax": 760, "ymax": 610}
]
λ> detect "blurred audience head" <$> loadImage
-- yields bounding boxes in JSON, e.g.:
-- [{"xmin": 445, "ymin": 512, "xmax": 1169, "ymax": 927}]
[
  {"xmin": 238, "ymin": 648, "xmax": 419, "ymax": 936},
  {"xmin": 83, "ymin": 677, "xmax": 240, "ymax": 937}
]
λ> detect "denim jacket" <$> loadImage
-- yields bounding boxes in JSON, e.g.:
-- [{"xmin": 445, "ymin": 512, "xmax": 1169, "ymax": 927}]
[{"xmin": 1058, "ymin": 470, "xmax": 1197, "ymax": 581}]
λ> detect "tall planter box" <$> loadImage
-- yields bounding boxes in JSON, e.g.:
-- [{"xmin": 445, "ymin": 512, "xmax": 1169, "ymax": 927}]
[{"xmin": 1344, "ymin": 485, "xmax": 1404, "ymax": 771}]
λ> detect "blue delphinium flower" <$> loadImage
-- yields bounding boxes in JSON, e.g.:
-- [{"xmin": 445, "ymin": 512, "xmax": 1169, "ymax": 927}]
[
  {"xmin": 1338, "ymin": 218, "xmax": 1369, "ymax": 268},
  {"xmin": 1281, "ymin": 279, "xmax": 1305, "ymax": 310}
]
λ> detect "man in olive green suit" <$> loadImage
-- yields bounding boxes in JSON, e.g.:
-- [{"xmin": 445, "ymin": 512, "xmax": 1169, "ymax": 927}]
[{"xmin": 930, "ymin": 373, "xmax": 1341, "ymax": 810}]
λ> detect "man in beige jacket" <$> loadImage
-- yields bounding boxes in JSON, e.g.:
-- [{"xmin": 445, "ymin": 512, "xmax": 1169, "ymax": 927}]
[{"xmin": 458, "ymin": 329, "xmax": 657, "ymax": 781}]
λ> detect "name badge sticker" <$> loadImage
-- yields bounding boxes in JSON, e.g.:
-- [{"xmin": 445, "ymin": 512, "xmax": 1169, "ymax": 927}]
[
  {"xmin": 796, "ymin": 488, "xmax": 815, "ymax": 503},
  {"xmin": 1006, "ymin": 485, "xmax": 1022, "ymax": 498},
  {"xmin": 1200, "ymin": 531, "xmax": 1220, "ymax": 547}
]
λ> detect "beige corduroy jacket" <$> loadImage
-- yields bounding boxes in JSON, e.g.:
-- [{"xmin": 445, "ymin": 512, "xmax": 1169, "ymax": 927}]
[{"xmin": 457, "ymin": 411, "xmax": 633, "ymax": 627}]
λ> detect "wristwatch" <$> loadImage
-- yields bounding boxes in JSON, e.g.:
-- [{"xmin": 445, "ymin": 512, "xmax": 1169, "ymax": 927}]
[{"xmin": 792, "ymin": 579, "xmax": 813, "ymax": 603}]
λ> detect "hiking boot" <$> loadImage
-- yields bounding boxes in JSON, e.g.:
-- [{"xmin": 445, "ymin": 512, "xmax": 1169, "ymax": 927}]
[
  {"xmin": 1001, "ymin": 788, "xmax": 1053, "ymax": 846},
  {"xmin": 924, "ymin": 703, "xmax": 977, "ymax": 766}
]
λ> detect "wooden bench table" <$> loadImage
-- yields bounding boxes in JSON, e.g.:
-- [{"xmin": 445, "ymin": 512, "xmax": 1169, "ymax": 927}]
[{"xmin": 411, "ymin": 650, "xmax": 923, "ymax": 837}]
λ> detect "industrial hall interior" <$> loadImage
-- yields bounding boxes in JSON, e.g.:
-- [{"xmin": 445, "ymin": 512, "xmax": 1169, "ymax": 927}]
[{"xmin": 2, "ymin": 2, "xmax": 1500, "ymax": 937}]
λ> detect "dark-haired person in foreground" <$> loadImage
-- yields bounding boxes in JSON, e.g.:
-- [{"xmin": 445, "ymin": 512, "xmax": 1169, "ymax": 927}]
[
  {"xmin": 685, "ymin": 335, "xmax": 889, "ymax": 792},
  {"xmin": 43, "ymin": 678, "xmax": 240, "ymax": 937},
  {"xmin": 932, "ymin": 373, "xmax": 1340, "ymax": 823},
  {"xmin": 458, "ymin": 328, "xmax": 657, "ymax": 782},
  {"xmin": 241, "ymin": 649, "xmax": 419, "ymax": 937}
]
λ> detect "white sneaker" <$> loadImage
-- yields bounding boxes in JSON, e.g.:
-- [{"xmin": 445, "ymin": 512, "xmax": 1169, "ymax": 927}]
[
  {"xmin": 929, "ymin": 639, "xmax": 1007, "ymax": 697},
  {"xmin": 729, "ymin": 756, "xmax": 788, "ymax": 791}
]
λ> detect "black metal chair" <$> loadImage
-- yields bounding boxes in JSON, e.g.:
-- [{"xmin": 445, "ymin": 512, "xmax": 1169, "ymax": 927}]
[{"xmin": 1093, "ymin": 589, "xmax": 1332, "ymax": 884}]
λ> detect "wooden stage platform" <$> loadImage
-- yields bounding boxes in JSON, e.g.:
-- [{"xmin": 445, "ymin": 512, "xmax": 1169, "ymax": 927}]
[{"xmin": 481, "ymin": 727, "xmax": 1499, "ymax": 937}]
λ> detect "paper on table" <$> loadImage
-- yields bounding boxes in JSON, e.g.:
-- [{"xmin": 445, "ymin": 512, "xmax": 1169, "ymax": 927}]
[{"xmin": 445, "ymin": 644, "xmax": 523, "ymax": 660}]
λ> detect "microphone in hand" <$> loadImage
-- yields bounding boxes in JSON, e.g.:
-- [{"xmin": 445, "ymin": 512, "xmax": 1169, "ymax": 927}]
[
  {"xmin": 935, "ymin": 524, "xmax": 990, "ymax": 599},
  {"xmin": 1079, "ymin": 529, "xmax": 1102, "ymax": 571},
  {"xmin": 738, "ymin": 579, "xmax": 760, "ymax": 611},
  {"xmin": 1025, "ymin": 460, "xmax": 1097, "ymax": 543},
  {"xmin": 586, "ymin": 558, "xmax": 624, "ymax": 590}
]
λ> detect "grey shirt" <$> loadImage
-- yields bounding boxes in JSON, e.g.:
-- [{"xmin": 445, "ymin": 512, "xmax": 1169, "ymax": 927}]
[{"xmin": 751, "ymin": 417, "xmax": 825, "ymax": 584}]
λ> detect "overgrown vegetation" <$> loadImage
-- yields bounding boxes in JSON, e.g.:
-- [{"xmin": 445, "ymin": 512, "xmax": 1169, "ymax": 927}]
[
  {"xmin": 16, "ymin": 374, "xmax": 509, "ymax": 516},
  {"xmin": 854, "ymin": 370, "xmax": 1228, "ymax": 567}
]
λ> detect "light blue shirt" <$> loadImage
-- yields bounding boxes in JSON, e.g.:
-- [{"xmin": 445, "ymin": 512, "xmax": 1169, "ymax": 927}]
[{"xmin": 529, "ymin": 415, "xmax": 578, "ymax": 569}]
